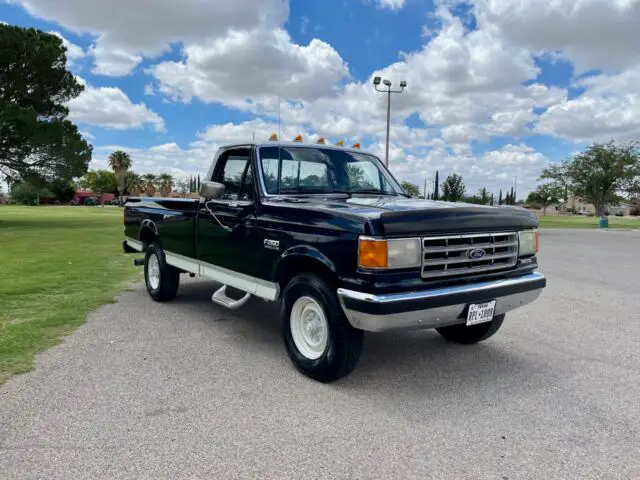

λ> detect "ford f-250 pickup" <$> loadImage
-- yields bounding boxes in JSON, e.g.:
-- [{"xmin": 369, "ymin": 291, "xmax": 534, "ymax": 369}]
[{"xmin": 122, "ymin": 139, "xmax": 546, "ymax": 382}]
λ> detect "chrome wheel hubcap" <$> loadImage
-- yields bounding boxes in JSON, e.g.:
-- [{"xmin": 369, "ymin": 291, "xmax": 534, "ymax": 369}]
[
  {"xmin": 148, "ymin": 254, "xmax": 160, "ymax": 290},
  {"xmin": 290, "ymin": 296, "xmax": 328, "ymax": 360}
]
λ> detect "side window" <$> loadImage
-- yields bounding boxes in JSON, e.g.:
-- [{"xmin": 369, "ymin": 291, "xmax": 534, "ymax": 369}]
[
  {"xmin": 240, "ymin": 162, "xmax": 254, "ymax": 201},
  {"xmin": 214, "ymin": 150, "xmax": 253, "ymax": 201}
]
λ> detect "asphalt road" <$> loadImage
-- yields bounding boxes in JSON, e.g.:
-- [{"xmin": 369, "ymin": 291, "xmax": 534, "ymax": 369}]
[{"xmin": 1, "ymin": 229, "xmax": 639, "ymax": 480}]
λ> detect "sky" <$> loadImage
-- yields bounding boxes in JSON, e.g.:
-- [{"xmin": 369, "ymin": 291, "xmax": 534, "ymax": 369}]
[{"xmin": 2, "ymin": 0, "xmax": 640, "ymax": 198}]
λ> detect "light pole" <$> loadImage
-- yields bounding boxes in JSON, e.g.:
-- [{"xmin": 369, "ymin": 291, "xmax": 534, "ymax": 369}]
[{"xmin": 373, "ymin": 77, "xmax": 406, "ymax": 167}]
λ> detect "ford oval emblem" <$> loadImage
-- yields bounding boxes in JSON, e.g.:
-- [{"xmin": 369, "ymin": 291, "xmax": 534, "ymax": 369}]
[{"xmin": 468, "ymin": 248, "xmax": 486, "ymax": 260}]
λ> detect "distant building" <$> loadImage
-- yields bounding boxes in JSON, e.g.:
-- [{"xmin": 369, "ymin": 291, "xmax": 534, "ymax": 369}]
[
  {"xmin": 556, "ymin": 195, "xmax": 596, "ymax": 214},
  {"xmin": 73, "ymin": 190, "xmax": 115, "ymax": 204}
]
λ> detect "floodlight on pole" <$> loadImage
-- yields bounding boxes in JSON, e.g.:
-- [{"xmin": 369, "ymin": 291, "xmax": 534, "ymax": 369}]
[{"xmin": 373, "ymin": 77, "xmax": 407, "ymax": 168}]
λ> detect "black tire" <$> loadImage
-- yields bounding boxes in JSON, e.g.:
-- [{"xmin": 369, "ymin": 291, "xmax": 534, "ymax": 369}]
[
  {"xmin": 281, "ymin": 273, "xmax": 364, "ymax": 383},
  {"xmin": 436, "ymin": 314, "xmax": 505, "ymax": 344},
  {"xmin": 144, "ymin": 243, "xmax": 180, "ymax": 302}
]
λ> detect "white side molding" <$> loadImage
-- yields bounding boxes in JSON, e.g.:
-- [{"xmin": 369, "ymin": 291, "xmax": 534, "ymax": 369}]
[
  {"xmin": 164, "ymin": 251, "xmax": 279, "ymax": 301},
  {"xmin": 126, "ymin": 238, "xmax": 144, "ymax": 252}
]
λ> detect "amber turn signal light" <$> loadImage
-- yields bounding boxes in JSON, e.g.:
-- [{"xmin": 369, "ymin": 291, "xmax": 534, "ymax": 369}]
[{"xmin": 358, "ymin": 238, "xmax": 388, "ymax": 268}]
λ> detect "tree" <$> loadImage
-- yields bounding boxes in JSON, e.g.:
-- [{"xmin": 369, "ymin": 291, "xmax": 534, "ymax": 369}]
[
  {"xmin": 80, "ymin": 170, "xmax": 117, "ymax": 206},
  {"xmin": 463, "ymin": 195, "xmax": 484, "ymax": 205},
  {"xmin": 158, "ymin": 173, "xmax": 174, "ymax": 197},
  {"xmin": 432, "ymin": 171, "xmax": 439, "ymax": 200},
  {"xmin": 108, "ymin": 150, "xmax": 132, "ymax": 204},
  {"xmin": 528, "ymin": 183, "xmax": 563, "ymax": 216},
  {"xmin": 189, "ymin": 176, "xmax": 194, "ymax": 193},
  {"xmin": 509, "ymin": 186, "xmax": 515, "ymax": 205},
  {"xmin": 142, "ymin": 174, "xmax": 157, "ymax": 197},
  {"xmin": 401, "ymin": 180, "xmax": 421, "ymax": 197},
  {"xmin": 441, "ymin": 173, "xmax": 465, "ymax": 201},
  {"xmin": 498, "ymin": 189, "xmax": 503, "ymax": 205},
  {"xmin": 0, "ymin": 25, "xmax": 92, "ymax": 184},
  {"xmin": 125, "ymin": 172, "xmax": 144, "ymax": 196},
  {"xmin": 541, "ymin": 141, "xmax": 640, "ymax": 216},
  {"xmin": 478, "ymin": 187, "xmax": 490, "ymax": 205},
  {"xmin": 197, "ymin": 174, "xmax": 201, "ymax": 193},
  {"xmin": 490, "ymin": 193, "xmax": 494, "ymax": 206},
  {"xmin": 49, "ymin": 180, "xmax": 76, "ymax": 203},
  {"xmin": 11, "ymin": 182, "xmax": 51, "ymax": 205},
  {"xmin": 177, "ymin": 180, "xmax": 189, "ymax": 197}
]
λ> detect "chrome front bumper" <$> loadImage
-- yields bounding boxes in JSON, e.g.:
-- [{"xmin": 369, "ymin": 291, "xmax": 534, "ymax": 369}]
[{"xmin": 337, "ymin": 272, "xmax": 546, "ymax": 332}]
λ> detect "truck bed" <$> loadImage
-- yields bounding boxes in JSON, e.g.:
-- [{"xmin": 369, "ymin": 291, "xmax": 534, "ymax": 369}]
[{"xmin": 124, "ymin": 197, "xmax": 200, "ymax": 259}]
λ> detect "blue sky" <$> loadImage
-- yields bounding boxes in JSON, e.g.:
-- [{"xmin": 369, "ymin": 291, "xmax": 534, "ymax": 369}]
[{"xmin": 2, "ymin": 0, "xmax": 639, "ymax": 197}]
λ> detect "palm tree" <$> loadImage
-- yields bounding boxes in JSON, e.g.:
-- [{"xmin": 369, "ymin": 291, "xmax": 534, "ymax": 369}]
[
  {"xmin": 125, "ymin": 172, "xmax": 144, "ymax": 196},
  {"xmin": 141, "ymin": 174, "xmax": 157, "ymax": 197},
  {"xmin": 108, "ymin": 150, "xmax": 132, "ymax": 205},
  {"xmin": 158, "ymin": 173, "xmax": 174, "ymax": 197}
]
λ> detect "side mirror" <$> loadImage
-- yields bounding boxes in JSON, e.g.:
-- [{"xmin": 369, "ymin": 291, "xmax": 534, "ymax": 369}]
[{"xmin": 200, "ymin": 181, "xmax": 225, "ymax": 199}]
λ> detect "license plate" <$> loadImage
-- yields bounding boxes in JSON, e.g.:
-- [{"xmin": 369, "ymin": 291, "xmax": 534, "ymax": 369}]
[{"xmin": 466, "ymin": 301, "xmax": 496, "ymax": 326}]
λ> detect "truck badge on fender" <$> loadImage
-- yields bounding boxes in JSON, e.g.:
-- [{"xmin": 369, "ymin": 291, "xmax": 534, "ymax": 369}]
[{"xmin": 264, "ymin": 239, "xmax": 279, "ymax": 250}]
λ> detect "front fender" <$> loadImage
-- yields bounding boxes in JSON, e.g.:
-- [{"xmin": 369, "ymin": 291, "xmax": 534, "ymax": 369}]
[{"xmin": 273, "ymin": 245, "xmax": 338, "ymax": 281}]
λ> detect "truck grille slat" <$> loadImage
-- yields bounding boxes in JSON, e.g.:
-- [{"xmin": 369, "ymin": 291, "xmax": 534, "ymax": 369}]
[
  {"xmin": 421, "ymin": 232, "xmax": 518, "ymax": 279},
  {"xmin": 422, "ymin": 241, "xmax": 517, "ymax": 253}
]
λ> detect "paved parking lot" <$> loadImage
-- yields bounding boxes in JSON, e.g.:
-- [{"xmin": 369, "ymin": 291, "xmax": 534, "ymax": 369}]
[{"xmin": 1, "ymin": 229, "xmax": 639, "ymax": 479}]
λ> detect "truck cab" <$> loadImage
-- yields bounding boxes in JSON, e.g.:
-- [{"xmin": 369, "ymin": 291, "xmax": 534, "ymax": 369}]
[{"xmin": 123, "ymin": 139, "xmax": 546, "ymax": 382}]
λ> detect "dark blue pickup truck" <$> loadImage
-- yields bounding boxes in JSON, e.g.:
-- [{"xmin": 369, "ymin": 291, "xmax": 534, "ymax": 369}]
[{"xmin": 123, "ymin": 140, "xmax": 546, "ymax": 382}]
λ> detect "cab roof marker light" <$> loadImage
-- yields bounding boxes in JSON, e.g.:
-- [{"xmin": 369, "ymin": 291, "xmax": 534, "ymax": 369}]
[
  {"xmin": 335, "ymin": 140, "xmax": 345, "ymax": 147},
  {"xmin": 317, "ymin": 137, "xmax": 326, "ymax": 144},
  {"xmin": 269, "ymin": 133, "xmax": 278, "ymax": 141},
  {"xmin": 293, "ymin": 134, "xmax": 303, "ymax": 142},
  {"xmin": 352, "ymin": 142, "xmax": 361, "ymax": 149}
]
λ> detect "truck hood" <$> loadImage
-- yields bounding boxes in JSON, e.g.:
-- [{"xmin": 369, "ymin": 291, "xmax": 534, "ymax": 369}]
[{"xmin": 263, "ymin": 195, "xmax": 538, "ymax": 236}]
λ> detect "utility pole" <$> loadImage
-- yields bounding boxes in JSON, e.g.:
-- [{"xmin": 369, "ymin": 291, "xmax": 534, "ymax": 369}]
[
  {"xmin": 424, "ymin": 178, "xmax": 427, "ymax": 199},
  {"xmin": 372, "ymin": 77, "xmax": 407, "ymax": 168}
]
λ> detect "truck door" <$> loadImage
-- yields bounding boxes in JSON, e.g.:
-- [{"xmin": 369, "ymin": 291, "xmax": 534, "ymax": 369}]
[{"xmin": 197, "ymin": 147, "xmax": 258, "ymax": 275}]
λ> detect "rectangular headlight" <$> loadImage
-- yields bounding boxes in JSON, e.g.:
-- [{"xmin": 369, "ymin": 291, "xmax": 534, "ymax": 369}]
[
  {"xmin": 387, "ymin": 238, "xmax": 422, "ymax": 268},
  {"xmin": 518, "ymin": 230, "xmax": 539, "ymax": 256},
  {"xmin": 358, "ymin": 237, "xmax": 421, "ymax": 269}
]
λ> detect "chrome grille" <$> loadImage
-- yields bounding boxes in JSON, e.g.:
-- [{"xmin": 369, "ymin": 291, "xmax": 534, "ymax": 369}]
[{"xmin": 421, "ymin": 232, "xmax": 518, "ymax": 279}]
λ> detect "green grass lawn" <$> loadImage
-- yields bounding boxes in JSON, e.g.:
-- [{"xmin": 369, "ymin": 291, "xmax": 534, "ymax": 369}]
[
  {"xmin": 0, "ymin": 205, "xmax": 140, "ymax": 385},
  {"xmin": 537, "ymin": 215, "xmax": 640, "ymax": 229}
]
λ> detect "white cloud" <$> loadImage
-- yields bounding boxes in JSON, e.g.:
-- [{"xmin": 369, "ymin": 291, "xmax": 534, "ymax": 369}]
[
  {"xmin": 537, "ymin": 65, "xmax": 640, "ymax": 142},
  {"xmin": 48, "ymin": 31, "xmax": 85, "ymax": 64},
  {"xmin": 13, "ymin": 0, "xmax": 289, "ymax": 76},
  {"xmin": 472, "ymin": 0, "xmax": 640, "ymax": 72},
  {"xmin": 88, "ymin": 43, "xmax": 142, "ymax": 76},
  {"xmin": 150, "ymin": 28, "xmax": 349, "ymax": 105},
  {"xmin": 376, "ymin": 0, "xmax": 407, "ymax": 10},
  {"xmin": 143, "ymin": 84, "xmax": 154, "ymax": 96},
  {"xmin": 389, "ymin": 142, "xmax": 548, "ymax": 197},
  {"xmin": 68, "ymin": 82, "xmax": 165, "ymax": 132},
  {"xmin": 195, "ymin": 119, "xmax": 306, "ymax": 146},
  {"xmin": 79, "ymin": 130, "xmax": 95, "ymax": 141}
]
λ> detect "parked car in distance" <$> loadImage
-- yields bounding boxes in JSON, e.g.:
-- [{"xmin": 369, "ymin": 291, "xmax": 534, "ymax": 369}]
[{"xmin": 122, "ymin": 140, "xmax": 546, "ymax": 382}]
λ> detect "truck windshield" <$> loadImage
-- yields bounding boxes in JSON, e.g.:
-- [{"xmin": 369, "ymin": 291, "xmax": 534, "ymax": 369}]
[{"xmin": 258, "ymin": 146, "xmax": 405, "ymax": 196}]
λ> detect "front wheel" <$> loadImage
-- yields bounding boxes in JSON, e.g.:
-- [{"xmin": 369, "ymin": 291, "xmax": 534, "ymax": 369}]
[
  {"xmin": 436, "ymin": 314, "xmax": 505, "ymax": 344},
  {"xmin": 281, "ymin": 273, "xmax": 363, "ymax": 383},
  {"xmin": 144, "ymin": 243, "xmax": 180, "ymax": 302}
]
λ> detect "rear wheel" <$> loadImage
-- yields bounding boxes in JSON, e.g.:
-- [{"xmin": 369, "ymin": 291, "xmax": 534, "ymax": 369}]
[
  {"xmin": 436, "ymin": 314, "xmax": 505, "ymax": 344},
  {"xmin": 144, "ymin": 243, "xmax": 180, "ymax": 302},
  {"xmin": 281, "ymin": 273, "xmax": 363, "ymax": 382}
]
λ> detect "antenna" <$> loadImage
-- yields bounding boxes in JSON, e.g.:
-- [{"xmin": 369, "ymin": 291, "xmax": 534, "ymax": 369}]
[
  {"xmin": 277, "ymin": 94, "xmax": 281, "ymax": 140},
  {"xmin": 277, "ymin": 94, "xmax": 282, "ymax": 194}
]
